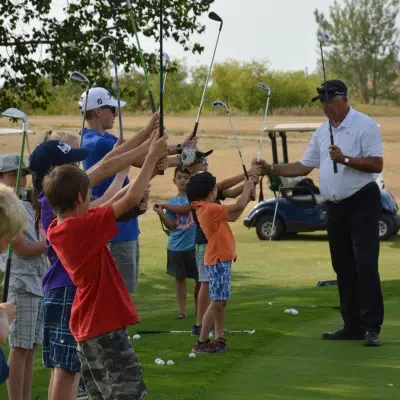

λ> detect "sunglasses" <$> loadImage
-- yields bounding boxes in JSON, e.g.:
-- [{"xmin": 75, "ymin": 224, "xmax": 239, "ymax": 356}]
[{"xmin": 100, "ymin": 105, "xmax": 116, "ymax": 114}]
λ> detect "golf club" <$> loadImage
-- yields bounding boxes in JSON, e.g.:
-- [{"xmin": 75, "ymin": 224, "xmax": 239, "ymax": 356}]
[
  {"xmin": 158, "ymin": 0, "xmax": 165, "ymax": 175},
  {"xmin": 160, "ymin": 52, "xmax": 170, "ymax": 94},
  {"xmin": 136, "ymin": 329, "xmax": 255, "ymax": 335},
  {"xmin": 268, "ymin": 301, "xmax": 340, "ymax": 310},
  {"xmin": 1, "ymin": 108, "xmax": 29, "ymax": 302},
  {"xmin": 319, "ymin": 32, "xmax": 337, "ymax": 174},
  {"xmin": 97, "ymin": 35, "xmax": 124, "ymax": 141},
  {"xmin": 191, "ymin": 11, "xmax": 223, "ymax": 138},
  {"xmin": 257, "ymin": 82, "xmax": 271, "ymax": 202},
  {"xmin": 270, "ymin": 184, "xmax": 281, "ymax": 241},
  {"xmin": 126, "ymin": 0, "xmax": 156, "ymax": 113},
  {"xmin": 212, "ymin": 101, "xmax": 255, "ymax": 201},
  {"xmin": 70, "ymin": 71, "xmax": 90, "ymax": 147}
]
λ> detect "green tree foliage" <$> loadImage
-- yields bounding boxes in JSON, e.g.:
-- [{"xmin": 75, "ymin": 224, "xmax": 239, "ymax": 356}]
[
  {"xmin": 315, "ymin": 0, "xmax": 400, "ymax": 104},
  {"xmin": 0, "ymin": 0, "xmax": 213, "ymax": 110}
]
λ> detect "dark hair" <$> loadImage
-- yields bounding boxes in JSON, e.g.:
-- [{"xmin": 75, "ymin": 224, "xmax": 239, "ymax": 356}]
[
  {"xmin": 43, "ymin": 165, "xmax": 90, "ymax": 215},
  {"xmin": 32, "ymin": 172, "xmax": 45, "ymax": 236},
  {"xmin": 174, "ymin": 166, "xmax": 190, "ymax": 177}
]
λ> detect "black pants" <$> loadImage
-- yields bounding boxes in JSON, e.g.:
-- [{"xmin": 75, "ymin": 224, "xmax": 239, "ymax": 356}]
[{"xmin": 326, "ymin": 182, "xmax": 384, "ymax": 333}]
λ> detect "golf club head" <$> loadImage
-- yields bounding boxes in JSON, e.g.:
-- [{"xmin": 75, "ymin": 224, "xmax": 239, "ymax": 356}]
[
  {"xmin": 209, "ymin": 11, "xmax": 223, "ymax": 29},
  {"xmin": 258, "ymin": 82, "xmax": 271, "ymax": 93},
  {"xmin": 158, "ymin": 52, "xmax": 170, "ymax": 63},
  {"xmin": 70, "ymin": 71, "xmax": 90, "ymax": 85},
  {"xmin": 2, "ymin": 108, "xmax": 27, "ymax": 122},
  {"xmin": 319, "ymin": 32, "xmax": 329, "ymax": 43},
  {"xmin": 97, "ymin": 35, "xmax": 116, "ymax": 51},
  {"xmin": 212, "ymin": 101, "xmax": 228, "ymax": 111}
]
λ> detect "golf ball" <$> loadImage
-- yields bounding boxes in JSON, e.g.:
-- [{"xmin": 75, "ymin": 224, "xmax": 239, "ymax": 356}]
[
  {"xmin": 209, "ymin": 332, "xmax": 214, "ymax": 338},
  {"xmin": 167, "ymin": 360, "xmax": 174, "ymax": 366},
  {"xmin": 189, "ymin": 352, "xmax": 196, "ymax": 358},
  {"xmin": 155, "ymin": 358, "xmax": 161, "ymax": 364},
  {"xmin": 158, "ymin": 360, "xmax": 165, "ymax": 366},
  {"xmin": 133, "ymin": 334, "xmax": 141, "ymax": 340}
]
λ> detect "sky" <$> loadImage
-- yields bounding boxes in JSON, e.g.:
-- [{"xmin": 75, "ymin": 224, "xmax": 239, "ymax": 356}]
[{"xmin": 138, "ymin": 0, "xmax": 340, "ymax": 73}]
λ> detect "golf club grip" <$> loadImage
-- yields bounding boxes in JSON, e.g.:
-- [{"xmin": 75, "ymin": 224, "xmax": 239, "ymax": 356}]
[
  {"xmin": 333, "ymin": 161, "xmax": 338, "ymax": 173},
  {"xmin": 2, "ymin": 258, "xmax": 12, "ymax": 302},
  {"xmin": 191, "ymin": 122, "xmax": 199, "ymax": 138}
]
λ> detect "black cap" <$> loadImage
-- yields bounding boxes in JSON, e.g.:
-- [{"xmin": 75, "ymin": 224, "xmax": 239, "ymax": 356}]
[
  {"xmin": 311, "ymin": 79, "xmax": 348, "ymax": 102},
  {"xmin": 186, "ymin": 171, "xmax": 217, "ymax": 203},
  {"xmin": 29, "ymin": 140, "xmax": 90, "ymax": 177}
]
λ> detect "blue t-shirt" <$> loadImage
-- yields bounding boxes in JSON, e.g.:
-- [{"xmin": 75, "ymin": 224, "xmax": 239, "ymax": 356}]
[
  {"xmin": 166, "ymin": 195, "xmax": 196, "ymax": 251},
  {"xmin": 0, "ymin": 347, "xmax": 9, "ymax": 384},
  {"xmin": 81, "ymin": 129, "xmax": 139, "ymax": 241}
]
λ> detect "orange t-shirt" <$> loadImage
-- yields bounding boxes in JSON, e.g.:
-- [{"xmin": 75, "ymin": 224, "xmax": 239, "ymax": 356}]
[{"xmin": 191, "ymin": 201, "xmax": 236, "ymax": 266}]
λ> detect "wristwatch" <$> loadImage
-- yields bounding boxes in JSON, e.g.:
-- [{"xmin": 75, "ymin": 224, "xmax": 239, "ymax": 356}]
[{"xmin": 343, "ymin": 157, "xmax": 349, "ymax": 165}]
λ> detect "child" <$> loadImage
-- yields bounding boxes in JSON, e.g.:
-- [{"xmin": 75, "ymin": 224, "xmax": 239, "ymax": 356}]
[
  {"xmin": 0, "ymin": 153, "xmax": 48, "ymax": 400},
  {"xmin": 43, "ymin": 133, "xmax": 167, "ymax": 399},
  {"xmin": 153, "ymin": 166, "xmax": 199, "ymax": 319},
  {"xmin": 186, "ymin": 171, "xmax": 254, "ymax": 353}
]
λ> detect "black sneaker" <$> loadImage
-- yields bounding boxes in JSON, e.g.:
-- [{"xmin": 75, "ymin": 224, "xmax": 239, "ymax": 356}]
[
  {"xmin": 214, "ymin": 337, "xmax": 228, "ymax": 353},
  {"xmin": 191, "ymin": 325, "xmax": 201, "ymax": 336},
  {"xmin": 364, "ymin": 331, "xmax": 381, "ymax": 346},
  {"xmin": 321, "ymin": 327, "xmax": 364, "ymax": 340},
  {"xmin": 77, "ymin": 381, "xmax": 88, "ymax": 399}
]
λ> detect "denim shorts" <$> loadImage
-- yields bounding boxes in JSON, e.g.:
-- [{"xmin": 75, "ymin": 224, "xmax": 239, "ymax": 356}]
[
  {"xmin": 205, "ymin": 260, "xmax": 232, "ymax": 301},
  {"xmin": 42, "ymin": 286, "xmax": 81, "ymax": 372}
]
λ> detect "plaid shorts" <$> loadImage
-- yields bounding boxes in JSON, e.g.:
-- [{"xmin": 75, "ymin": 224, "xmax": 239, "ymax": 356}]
[
  {"xmin": 77, "ymin": 328, "xmax": 147, "ymax": 400},
  {"xmin": 42, "ymin": 286, "xmax": 81, "ymax": 372},
  {"xmin": 205, "ymin": 260, "xmax": 232, "ymax": 301},
  {"xmin": 8, "ymin": 287, "xmax": 43, "ymax": 349}
]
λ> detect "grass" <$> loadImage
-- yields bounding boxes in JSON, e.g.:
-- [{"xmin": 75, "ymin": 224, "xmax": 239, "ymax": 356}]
[{"xmin": 1, "ymin": 214, "xmax": 400, "ymax": 399}]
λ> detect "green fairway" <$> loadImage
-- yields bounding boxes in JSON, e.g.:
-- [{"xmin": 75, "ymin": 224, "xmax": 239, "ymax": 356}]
[{"xmin": 1, "ymin": 215, "xmax": 399, "ymax": 399}]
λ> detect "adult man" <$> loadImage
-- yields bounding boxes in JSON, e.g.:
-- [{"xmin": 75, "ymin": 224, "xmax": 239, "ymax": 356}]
[
  {"xmin": 257, "ymin": 80, "xmax": 384, "ymax": 346},
  {"xmin": 80, "ymin": 87, "xmax": 192, "ymax": 293}
]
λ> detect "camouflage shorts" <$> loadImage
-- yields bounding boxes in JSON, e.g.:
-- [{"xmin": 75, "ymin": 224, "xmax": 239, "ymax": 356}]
[{"xmin": 77, "ymin": 328, "xmax": 147, "ymax": 400}]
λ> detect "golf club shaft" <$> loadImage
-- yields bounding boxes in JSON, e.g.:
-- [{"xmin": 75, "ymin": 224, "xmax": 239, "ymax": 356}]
[
  {"xmin": 157, "ymin": 0, "xmax": 165, "ymax": 175},
  {"xmin": 80, "ymin": 87, "xmax": 90, "ymax": 148},
  {"xmin": 319, "ymin": 42, "xmax": 337, "ymax": 174},
  {"xmin": 270, "ymin": 185, "xmax": 281, "ymax": 241},
  {"xmin": 113, "ymin": 48, "xmax": 124, "ymax": 141},
  {"xmin": 2, "ymin": 126, "xmax": 27, "ymax": 302},
  {"xmin": 257, "ymin": 94, "xmax": 271, "ymax": 161},
  {"xmin": 192, "ymin": 28, "xmax": 222, "ymax": 138},
  {"xmin": 269, "ymin": 302, "xmax": 340, "ymax": 310},
  {"xmin": 126, "ymin": 0, "xmax": 156, "ymax": 113},
  {"xmin": 226, "ymin": 111, "xmax": 255, "ymax": 201},
  {"xmin": 158, "ymin": 62, "xmax": 169, "ymax": 113}
]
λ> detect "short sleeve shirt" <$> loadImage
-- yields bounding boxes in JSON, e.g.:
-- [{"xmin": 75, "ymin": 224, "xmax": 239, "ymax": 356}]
[
  {"xmin": 48, "ymin": 206, "xmax": 139, "ymax": 341},
  {"xmin": 300, "ymin": 107, "xmax": 383, "ymax": 201},
  {"xmin": 166, "ymin": 195, "xmax": 196, "ymax": 251}
]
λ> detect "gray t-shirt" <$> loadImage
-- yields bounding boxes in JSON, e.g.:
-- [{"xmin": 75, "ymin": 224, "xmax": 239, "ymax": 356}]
[{"xmin": 0, "ymin": 201, "xmax": 48, "ymax": 297}]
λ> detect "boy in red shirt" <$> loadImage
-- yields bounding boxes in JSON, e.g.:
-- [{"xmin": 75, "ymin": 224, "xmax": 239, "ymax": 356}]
[
  {"xmin": 187, "ymin": 171, "xmax": 254, "ymax": 353},
  {"xmin": 43, "ymin": 133, "xmax": 168, "ymax": 399}
]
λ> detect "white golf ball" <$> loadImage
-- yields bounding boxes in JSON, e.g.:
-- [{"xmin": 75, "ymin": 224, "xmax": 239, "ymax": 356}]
[
  {"xmin": 209, "ymin": 332, "xmax": 214, "ymax": 338},
  {"xmin": 133, "ymin": 334, "xmax": 141, "ymax": 340},
  {"xmin": 158, "ymin": 360, "xmax": 165, "ymax": 366},
  {"xmin": 189, "ymin": 352, "xmax": 196, "ymax": 358},
  {"xmin": 167, "ymin": 360, "xmax": 174, "ymax": 366},
  {"xmin": 155, "ymin": 358, "xmax": 161, "ymax": 364}
]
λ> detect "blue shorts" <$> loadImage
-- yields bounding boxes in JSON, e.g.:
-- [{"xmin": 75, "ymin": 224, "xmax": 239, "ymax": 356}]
[
  {"xmin": 42, "ymin": 287, "xmax": 81, "ymax": 373},
  {"xmin": 205, "ymin": 260, "xmax": 232, "ymax": 301}
]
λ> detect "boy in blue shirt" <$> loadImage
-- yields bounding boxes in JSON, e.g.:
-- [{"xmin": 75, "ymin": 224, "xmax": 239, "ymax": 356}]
[{"xmin": 154, "ymin": 166, "xmax": 199, "ymax": 319}]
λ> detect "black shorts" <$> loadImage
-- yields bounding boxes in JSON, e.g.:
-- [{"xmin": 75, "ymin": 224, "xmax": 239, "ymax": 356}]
[{"xmin": 167, "ymin": 249, "xmax": 199, "ymax": 280}]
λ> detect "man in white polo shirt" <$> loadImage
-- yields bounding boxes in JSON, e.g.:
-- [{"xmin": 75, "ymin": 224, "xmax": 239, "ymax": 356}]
[{"xmin": 257, "ymin": 79, "xmax": 384, "ymax": 346}]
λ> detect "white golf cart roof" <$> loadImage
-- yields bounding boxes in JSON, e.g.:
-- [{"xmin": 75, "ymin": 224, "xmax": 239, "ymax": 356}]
[
  {"xmin": 0, "ymin": 129, "xmax": 33, "ymax": 136},
  {"xmin": 263, "ymin": 123, "xmax": 322, "ymax": 132}
]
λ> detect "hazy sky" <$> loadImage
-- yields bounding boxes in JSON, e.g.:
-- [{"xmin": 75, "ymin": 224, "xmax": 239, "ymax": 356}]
[{"xmin": 139, "ymin": 0, "xmax": 339, "ymax": 73}]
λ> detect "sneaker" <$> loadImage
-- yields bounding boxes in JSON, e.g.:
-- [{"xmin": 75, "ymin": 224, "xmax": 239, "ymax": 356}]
[
  {"xmin": 321, "ymin": 327, "xmax": 364, "ymax": 340},
  {"xmin": 77, "ymin": 382, "xmax": 88, "ymax": 400},
  {"xmin": 191, "ymin": 325, "xmax": 201, "ymax": 336},
  {"xmin": 214, "ymin": 337, "xmax": 228, "ymax": 353},
  {"xmin": 364, "ymin": 331, "xmax": 381, "ymax": 346},
  {"xmin": 191, "ymin": 339, "xmax": 216, "ymax": 354}
]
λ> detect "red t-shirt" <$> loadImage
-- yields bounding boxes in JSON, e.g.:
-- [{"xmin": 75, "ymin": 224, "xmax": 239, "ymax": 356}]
[{"xmin": 48, "ymin": 206, "xmax": 139, "ymax": 342}]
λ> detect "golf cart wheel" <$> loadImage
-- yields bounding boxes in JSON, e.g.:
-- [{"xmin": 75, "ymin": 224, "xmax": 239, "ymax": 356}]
[
  {"xmin": 256, "ymin": 215, "xmax": 284, "ymax": 241},
  {"xmin": 379, "ymin": 214, "xmax": 394, "ymax": 241}
]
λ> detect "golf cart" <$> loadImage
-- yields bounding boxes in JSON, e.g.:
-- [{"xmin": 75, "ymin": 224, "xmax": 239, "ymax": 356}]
[{"xmin": 243, "ymin": 123, "xmax": 400, "ymax": 241}]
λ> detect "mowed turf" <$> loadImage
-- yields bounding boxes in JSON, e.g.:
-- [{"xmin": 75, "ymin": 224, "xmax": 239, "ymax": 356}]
[{"xmin": 0, "ymin": 214, "xmax": 399, "ymax": 399}]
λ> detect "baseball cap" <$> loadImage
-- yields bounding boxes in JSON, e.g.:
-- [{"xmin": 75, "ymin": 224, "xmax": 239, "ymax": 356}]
[
  {"xmin": 0, "ymin": 153, "xmax": 31, "ymax": 174},
  {"xmin": 180, "ymin": 147, "xmax": 213, "ymax": 167},
  {"xmin": 186, "ymin": 171, "xmax": 217, "ymax": 203},
  {"xmin": 29, "ymin": 140, "xmax": 90, "ymax": 177},
  {"xmin": 78, "ymin": 87, "xmax": 126, "ymax": 112},
  {"xmin": 311, "ymin": 79, "xmax": 348, "ymax": 102}
]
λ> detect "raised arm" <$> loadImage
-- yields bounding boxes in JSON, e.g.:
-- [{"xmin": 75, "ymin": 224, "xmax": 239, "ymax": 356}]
[
  {"xmin": 226, "ymin": 180, "xmax": 254, "ymax": 222},
  {"xmin": 160, "ymin": 203, "xmax": 192, "ymax": 215},
  {"xmin": 257, "ymin": 159, "xmax": 314, "ymax": 177}
]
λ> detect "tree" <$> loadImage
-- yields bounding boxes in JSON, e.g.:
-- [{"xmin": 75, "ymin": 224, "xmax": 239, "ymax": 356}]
[
  {"xmin": 314, "ymin": 0, "xmax": 400, "ymax": 104},
  {"xmin": 0, "ymin": 0, "xmax": 214, "ymax": 110}
]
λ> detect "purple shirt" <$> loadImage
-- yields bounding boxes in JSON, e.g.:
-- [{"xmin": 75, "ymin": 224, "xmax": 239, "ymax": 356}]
[{"xmin": 38, "ymin": 192, "xmax": 75, "ymax": 292}]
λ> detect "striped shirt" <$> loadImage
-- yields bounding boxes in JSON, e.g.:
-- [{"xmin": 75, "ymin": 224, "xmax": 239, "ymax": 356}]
[{"xmin": 300, "ymin": 107, "xmax": 383, "ymax": 201}]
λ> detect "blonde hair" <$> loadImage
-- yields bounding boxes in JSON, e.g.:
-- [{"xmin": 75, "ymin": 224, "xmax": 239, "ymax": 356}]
[
  {"xmin": 0, "ymin": 183, "xmax": 27, "ymax": 239},
  {"xmin": 40, "ymin": 130, "xmax": 80, "ymax": 146}
]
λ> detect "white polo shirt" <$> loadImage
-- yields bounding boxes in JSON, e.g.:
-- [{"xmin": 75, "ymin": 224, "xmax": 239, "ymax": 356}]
[{"xmin": 300, "ymin": 107, "xmax": 383, "ymax": 202}]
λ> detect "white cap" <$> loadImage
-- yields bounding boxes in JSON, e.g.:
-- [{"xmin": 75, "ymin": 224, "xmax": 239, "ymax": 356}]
[
  {"xmin": 78, "ymin": 87, "xmax": 126, "ymax": 112},
  {"xmin": 180, "ymin": 147, "xmax": 213, "ymax": 167}
]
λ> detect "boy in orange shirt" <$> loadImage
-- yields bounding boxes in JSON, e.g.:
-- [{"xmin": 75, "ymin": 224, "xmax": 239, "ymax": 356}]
[
  {"xmin": 187, "ymin": 171, "xmax": 254, "ymax": 353},
  {"xmin": 43, "ymin": 133, "xmax": 168, "ymax": 399}
]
